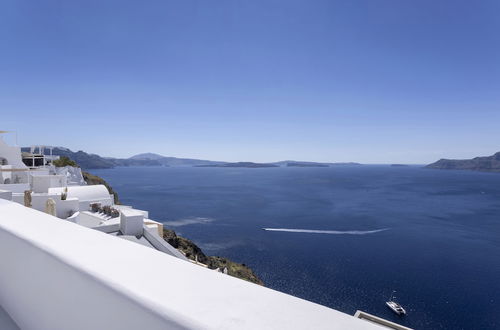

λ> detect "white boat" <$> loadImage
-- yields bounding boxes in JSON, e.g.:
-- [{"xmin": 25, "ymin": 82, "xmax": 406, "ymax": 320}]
[{"xmin": 386, "ymin": 291, "xmax": 406, "ymax": 315}]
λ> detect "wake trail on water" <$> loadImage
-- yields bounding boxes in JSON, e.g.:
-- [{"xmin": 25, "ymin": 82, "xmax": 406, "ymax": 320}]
[{"xmin": 262, "ymin": 228, "xmax": 389, "ymax": 235}]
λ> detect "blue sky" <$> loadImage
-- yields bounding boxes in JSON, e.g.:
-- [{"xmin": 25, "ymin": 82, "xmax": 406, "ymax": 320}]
[{"xmin": 1, "ymin": 0, "xmax": 499, "ymax": 163}]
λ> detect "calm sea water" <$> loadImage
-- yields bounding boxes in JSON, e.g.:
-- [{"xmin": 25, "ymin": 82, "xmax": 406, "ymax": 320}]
[{"xmin": 91, "ymin": 166, "xmax": 500, "ymax": 329}]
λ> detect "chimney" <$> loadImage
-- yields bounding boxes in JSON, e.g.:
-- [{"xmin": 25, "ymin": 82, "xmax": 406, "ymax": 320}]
[{"xmin": 120, "ymin": 208, "xmax": 144, "ymax": 236}]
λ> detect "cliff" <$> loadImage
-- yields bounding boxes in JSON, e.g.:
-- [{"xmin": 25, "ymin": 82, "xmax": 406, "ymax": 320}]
[
  {"xmin": 163, "ymin": 229, "xmax": 264, "ymax": 285},
  {"xmin": 426, "ymin": 152, "xmax": 500, "ymax": 173}
]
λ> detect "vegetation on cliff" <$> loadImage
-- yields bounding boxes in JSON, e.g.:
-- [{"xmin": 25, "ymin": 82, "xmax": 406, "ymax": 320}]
[
  {"xmin": 163, "ymin": 229, "xmax": 264, "ymax": 285},
  {"xmin": 52, "ymin": 156, "xmax": 78, "ymax": 167},
  {"xmin": 82, "ymin": 171, "xmax": 120, "ymax": 204}
]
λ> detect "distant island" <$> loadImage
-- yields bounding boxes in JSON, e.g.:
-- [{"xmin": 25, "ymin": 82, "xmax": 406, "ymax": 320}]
[
  {"xmin": 195, "ymin": 162, "xmax": 279, "ymax": 168},
  {"xmin": 272, "ymin": 161, "xmax": 360, "ymax": 167},
  {"xmin": 391, "ymin": 164, "xmax": 409, "ymax": 167},
  {"xmin": 426, "ymin": 152, "xmax": 500, "ymax": 173},
  {"xmin": 25, "ymin": 147, "xmax": 362, "ymax": 170},
  {"xmin": 286, "ymin": 162, "xmax": 329, "ymax": 167},
  {"xmin": 329, "ymin": 162, "xmax": 361, "ymax": 166}
]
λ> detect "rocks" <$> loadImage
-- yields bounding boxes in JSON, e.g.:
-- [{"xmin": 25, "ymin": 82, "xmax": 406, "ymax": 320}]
[{"xmin": 163, "ymin": 229, "xmax": 264, "ymax": 285}]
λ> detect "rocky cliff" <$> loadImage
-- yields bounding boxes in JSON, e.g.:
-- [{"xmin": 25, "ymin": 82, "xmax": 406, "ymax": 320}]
[
  {"xmin": 426, "ymin": 152, "xmax": 500, "ymax": 173},
  {"xmin": 163, "ymin": 229, "xmax": 264, "ymax": 285}
]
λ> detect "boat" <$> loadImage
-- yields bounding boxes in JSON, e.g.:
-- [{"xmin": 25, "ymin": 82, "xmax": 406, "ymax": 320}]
[{"xmin": 386, "ymin": 291, "xmax": 406, "ymax": 315}]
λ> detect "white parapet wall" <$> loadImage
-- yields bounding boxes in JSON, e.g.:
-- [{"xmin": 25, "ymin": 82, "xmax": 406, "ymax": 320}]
[
  {"xmin": 114, "ymin": 205, "xmax": 149, "ymax": 218},
  {"xmin": 0, "ymin": 190, "xmax": 12, "ymax": 201},
  {"xmin": 0, "ymin": 200, "xmax": 381, "ymax": 330},
  {"xmin": 0, "ymin": 183, "xmax": 30, "ymax": 194}
]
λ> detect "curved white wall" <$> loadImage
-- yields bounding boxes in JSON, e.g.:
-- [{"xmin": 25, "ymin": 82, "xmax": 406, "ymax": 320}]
[
  {"xmin": 49, "ymin": 185, "xmax": 110, "ymax": 201},
  {"xmin": 0, "ymin": 200, "xmax": 379, "ymax": 330},
  {"xmin": 49, "ymin": 185, "xmax": 112, "ymax": 210}
]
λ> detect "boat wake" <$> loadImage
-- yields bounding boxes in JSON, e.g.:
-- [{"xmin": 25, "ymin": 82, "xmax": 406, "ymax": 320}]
[
  {"xmin": 163, "ymin": 217, "xmax": 214, "ymax": 227},
  {"xmin": 262, "ymin": 228, "xmax": 389, "ymax": 235}
]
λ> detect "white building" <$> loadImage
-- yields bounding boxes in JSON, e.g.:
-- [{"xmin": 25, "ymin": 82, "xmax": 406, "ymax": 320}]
[{"xmin": 0, "ymin": 132, "xmax": 411, "ymax": 330}]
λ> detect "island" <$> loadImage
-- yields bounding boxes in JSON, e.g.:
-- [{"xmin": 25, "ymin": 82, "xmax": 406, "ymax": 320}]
[
  {"xmin": 195, "ymin": 162, "xmax": 278, "ymax": 168},
  {"xmin": 426, "ymin": 152, "xmax": 500, "ymax": 173},
  {"xmin": 329, "ymin": 162, "xmax": 362, "ymax": 166},
  {"xmin": 286, "ymin": 162, "xmax": 329, "ymax": 167}
]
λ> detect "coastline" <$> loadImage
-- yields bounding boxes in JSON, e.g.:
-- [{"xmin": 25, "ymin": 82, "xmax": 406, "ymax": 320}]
[{"xmin": 84, "ymin": 168, "xmax": 264, "ymax": 285}]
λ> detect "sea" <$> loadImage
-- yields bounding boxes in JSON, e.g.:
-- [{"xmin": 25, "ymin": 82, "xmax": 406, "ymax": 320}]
[{"xmin": 90, "ymin": 165, "xmax": 500, "ymax": 329}]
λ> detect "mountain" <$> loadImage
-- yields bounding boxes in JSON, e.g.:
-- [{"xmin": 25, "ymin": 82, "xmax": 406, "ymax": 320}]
[
  {"xmin": 23, "ymin": 146, "xmax": 361, "ymax": 169},
  {"xmin": 128, "ymin": 153, "xmax": 225, "ymax": 167},
  {"xmin": 129, "ymin": 153, "xmax": 166, "ymax": 161},
  {"xmin": 426, "ymin": 152, "xmax": 500, "ymax": 172},
  {"xmin": 110, "ymin": 158, "xmax": 163, "ymax": 167}
]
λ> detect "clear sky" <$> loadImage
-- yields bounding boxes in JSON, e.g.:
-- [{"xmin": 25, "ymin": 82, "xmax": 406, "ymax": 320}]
[{"xmin": 1, "ymin": 0, "xmax": 499, "ymax": 163}]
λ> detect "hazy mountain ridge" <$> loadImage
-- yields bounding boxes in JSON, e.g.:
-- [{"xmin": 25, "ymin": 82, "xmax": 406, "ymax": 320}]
[
  {"xmin": 129, "ymin": 153, "xmax": 166, "ymax": 161},
  {"xmin": 23, "ymin": 147, "xmax": 363, "ymax": 169},
  {"xmin": 129, "ymin": 152, "xmax": 225, "ymax": 166},
  {"xmin": 426, "ymin": 152, "xmax": 500, "ymax": 172}
]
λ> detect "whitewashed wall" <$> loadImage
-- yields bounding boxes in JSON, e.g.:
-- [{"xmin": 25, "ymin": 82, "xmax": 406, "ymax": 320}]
[
  {"xmin": 0, "ymin": 138, "xmax": 27, "ymax": 169},
  {"xmin": 0, "ymin": 190, "xmax": 12, "ymax": 201},
  {"xmin": 31, "ymin": 175, "xmax": 66, "ymax": 193},
  {"xmin": 0, "ymin": 200, "xmax": 379, "ymax": 330},
  {"xmin": 0, "ymin": 184, "xmax": 30, "ymax": 194}
]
